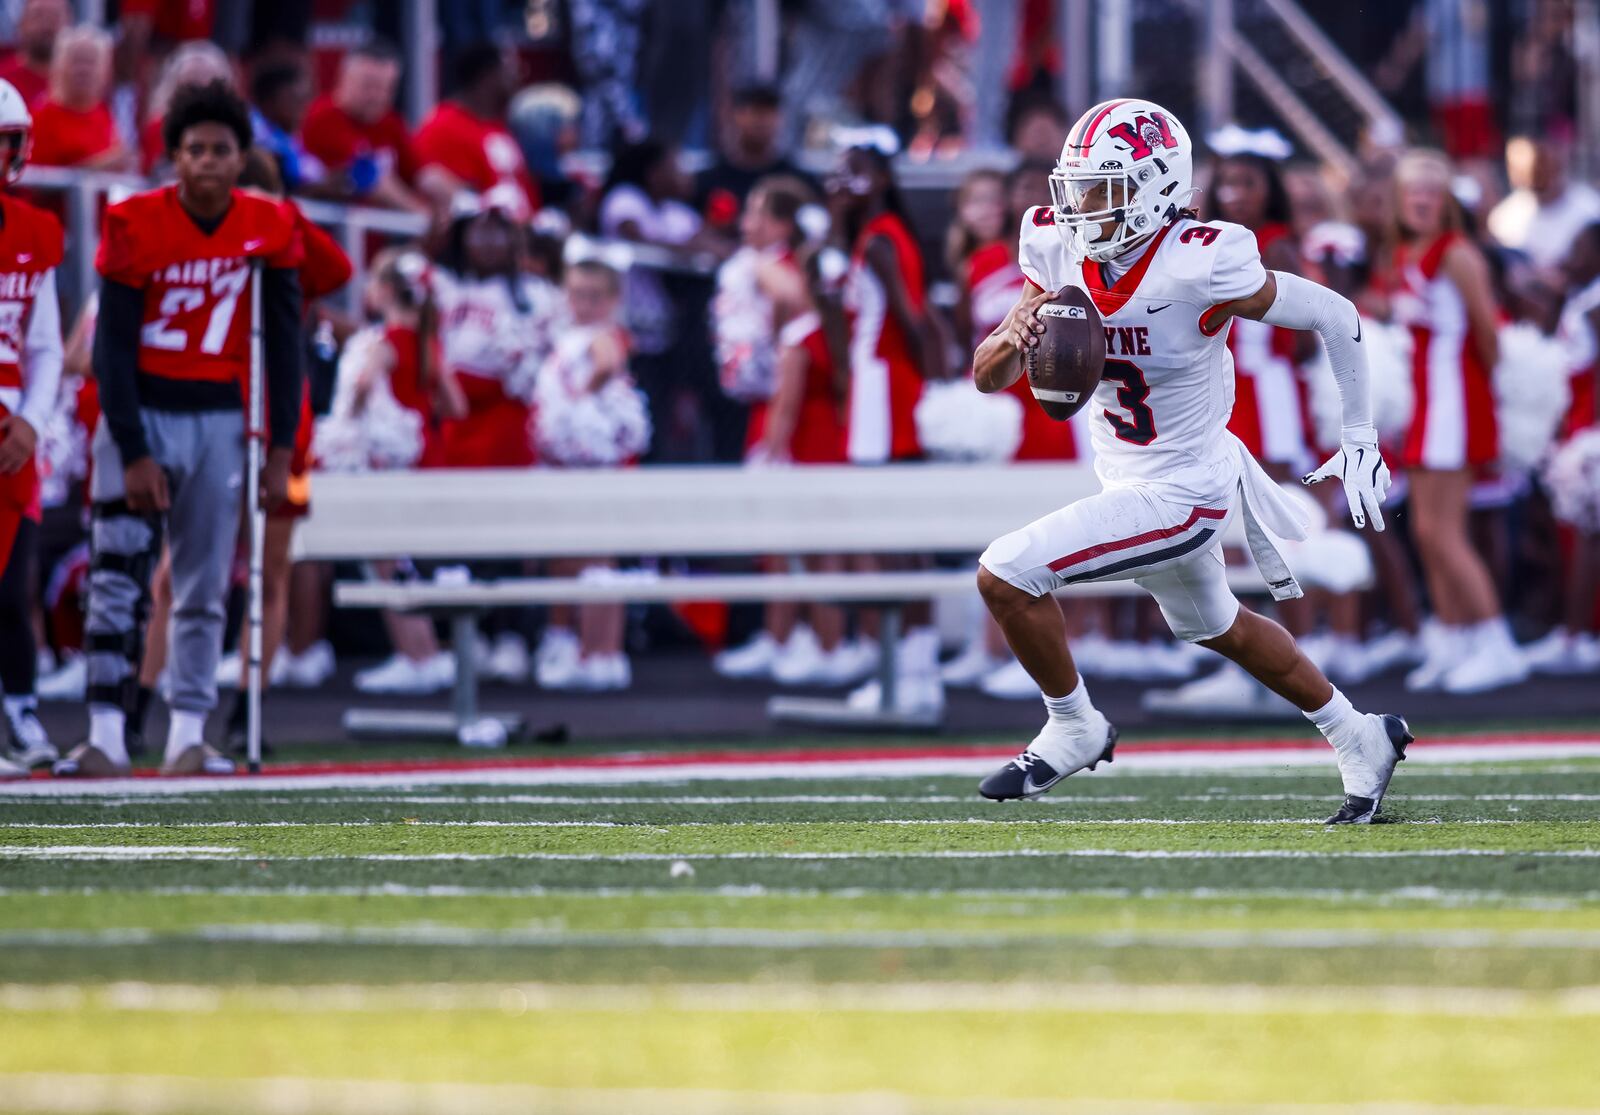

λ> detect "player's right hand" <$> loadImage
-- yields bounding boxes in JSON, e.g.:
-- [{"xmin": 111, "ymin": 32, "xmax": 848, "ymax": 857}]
[
  {"xmin": 1006, "ymin": 286, "xmax": 1059, "ymax": 353},
  {"xmin": 123, "ymin": 458, "xmax": 171, "ymax": 513}
]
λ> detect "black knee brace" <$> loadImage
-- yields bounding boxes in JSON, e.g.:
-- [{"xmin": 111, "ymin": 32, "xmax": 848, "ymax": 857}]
[{"xmin": 84, "ymin": 499, "xmax": 163, "ymax": 712}]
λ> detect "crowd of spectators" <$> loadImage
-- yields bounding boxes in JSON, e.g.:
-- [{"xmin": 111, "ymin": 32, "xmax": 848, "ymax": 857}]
[{"xmin": 3, "ymin": 0, "xmax": 1600, "ymax": 745}]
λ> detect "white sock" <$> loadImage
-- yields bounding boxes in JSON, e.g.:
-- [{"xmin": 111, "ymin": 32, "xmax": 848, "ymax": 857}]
[
  {"xmin": 1042, "ymin": 675, "xmax": 1094, "ymax": 728},
  {"xmin": 88, "ymin": 705, "xmax": 129, "ymax": 763},
  {"xmin": 164, "ymin": 709, "xmax": 207, "ymax": 761},
  {"xmin": 1305, "ymin": 687, "xmax": 1364, "ymax": 751},
  {"xmin": 3, "ymin": 694, "xmax": 36, "ymax": 723}
]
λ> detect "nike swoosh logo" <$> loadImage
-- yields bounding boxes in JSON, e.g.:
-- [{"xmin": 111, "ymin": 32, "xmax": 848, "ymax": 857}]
[
  {"xmin": 1353, "ymin": 318, "xmax": 1362, "ymax": 343},
  {"xmin": 243, "ymin": 239, "xmax": 264, "ymax": 251},
  {"xmin": 1147, "ymin": 304, "xmax": 1171, "ymax": 314}
]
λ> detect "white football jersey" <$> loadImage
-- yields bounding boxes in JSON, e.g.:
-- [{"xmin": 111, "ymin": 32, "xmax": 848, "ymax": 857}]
[{"xmin": 1019, "ymin": 208, "xmax": 1267, "ymax": 502}]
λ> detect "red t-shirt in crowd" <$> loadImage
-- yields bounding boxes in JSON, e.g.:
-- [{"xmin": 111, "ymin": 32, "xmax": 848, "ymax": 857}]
[
  {"xmin": 412, "ymin": 101, "xmax": 538, "ymax": 216},
  {"xmin": 28, "ymin": 100, "xmax": 119, "ymax": 167},
  {"xmin": 118, "ymin": 0, "xmax": 215, "ymax": 40},
  {"xmin": 301, "ymin": 94, "xmax": 418, "ymax": 186},
  {"xmin": 0, "ymin": 58, "xmax": 46, "ymax": 107}
]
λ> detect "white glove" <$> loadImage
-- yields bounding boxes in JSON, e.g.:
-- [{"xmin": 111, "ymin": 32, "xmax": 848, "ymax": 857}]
[{"xmin": 1302, "ymin": 424, "xmax": 1392, "ymax": 532}]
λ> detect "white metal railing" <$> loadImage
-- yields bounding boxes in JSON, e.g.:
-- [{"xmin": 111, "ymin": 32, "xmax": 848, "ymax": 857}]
[{"xmin": 17, "ymin": 165, "xmax": 718, "ymax": 322}]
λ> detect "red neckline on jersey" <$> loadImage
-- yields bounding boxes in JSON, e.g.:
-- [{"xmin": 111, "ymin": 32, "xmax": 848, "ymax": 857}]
[{"xmin": 1080, "ymin": 221, "xmax": 1176, "ymax": 317}]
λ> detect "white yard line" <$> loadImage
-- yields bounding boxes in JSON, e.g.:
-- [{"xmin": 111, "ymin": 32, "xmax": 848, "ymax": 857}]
[
  {"xmin": 3, "ymin": 740, "xmax": 1598, "ymax": 797},
  {"xmin": 0, "ymin": 1073, "xmax": 1582, "ymax": 1115},
  {"xmin": 6, "ymin": 924, "xmax": 1600, "ymax": 952},
  {"xmin": 3, "ymin": 847, "xmax": 1596, "ymax": 862},
  {"xmin": 0, "ymin": 819, "xmax": 1466, "ymax": 829}
]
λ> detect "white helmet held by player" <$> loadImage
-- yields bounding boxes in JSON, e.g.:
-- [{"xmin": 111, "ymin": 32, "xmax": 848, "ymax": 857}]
[
  {"xmin": 1050, "ymin": 98, "xmax": 1194, "ymax": 262},
  {"xmin": 0, "ymin": 78, "xmax": 31, "ymax": 185}
]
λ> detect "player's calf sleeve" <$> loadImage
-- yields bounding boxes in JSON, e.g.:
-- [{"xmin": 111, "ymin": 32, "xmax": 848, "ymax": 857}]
[{"xmin": 84, "ymin": 500, "xmax": 163, "ymax": 712}]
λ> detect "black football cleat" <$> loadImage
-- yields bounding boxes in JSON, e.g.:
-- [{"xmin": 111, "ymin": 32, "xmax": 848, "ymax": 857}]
[
  {"xmin": 979, "ymin": 720, "xmax": 1118, "ymax": 801},
  {"xmin": 1326, "ymin": 714, "xmax": 1413, "ymax": 824}
]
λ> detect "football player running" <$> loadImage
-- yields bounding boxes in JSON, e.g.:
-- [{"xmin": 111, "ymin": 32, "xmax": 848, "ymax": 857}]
[{"xmin": 972, "ymin": 99, "xmax": 1410, "ymax": 824}]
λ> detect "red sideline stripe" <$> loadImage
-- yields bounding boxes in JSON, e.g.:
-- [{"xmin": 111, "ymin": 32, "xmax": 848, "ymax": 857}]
[
  {"xmin": 42, "ymin": 729, "xmax": 1600, "ymax": 782},
  {"xmin": 1048, "ymin": 505, "xmax": 1226, "ymax": 573}
]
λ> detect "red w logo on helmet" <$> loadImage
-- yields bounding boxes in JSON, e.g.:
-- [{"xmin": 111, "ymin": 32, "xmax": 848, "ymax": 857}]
[{"xmin": 1104, "ymin": 113, "xmax": 1177, "ymax": 160}]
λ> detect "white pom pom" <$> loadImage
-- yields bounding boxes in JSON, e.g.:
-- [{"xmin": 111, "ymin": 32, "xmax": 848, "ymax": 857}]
[
  {"xmin": 914, "ymin": 378, "xmax": 1024, "ymax": 462},
  {"xmin": 1545, "ymin": 428, "xmax": 1600, "ymax": 532},
  {"xmin": 1495, "ymin": 323, "xmax": 1572, "ymax": 475}
]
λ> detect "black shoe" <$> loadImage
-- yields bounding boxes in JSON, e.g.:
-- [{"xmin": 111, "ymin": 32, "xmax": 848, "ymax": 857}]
[
  {"xmin": 978, "ymin": 724, "xmax": 1118, "ymax": 801},
  {"xmin": 1325, "ymin": 714, "xmax": 1413, "ymax": 824}
]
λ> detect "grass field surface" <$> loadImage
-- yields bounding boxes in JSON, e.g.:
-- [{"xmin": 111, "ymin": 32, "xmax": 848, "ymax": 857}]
[{"xmin": 2, "ymin": 740, "xmax": 1598, "ymax": 1113}]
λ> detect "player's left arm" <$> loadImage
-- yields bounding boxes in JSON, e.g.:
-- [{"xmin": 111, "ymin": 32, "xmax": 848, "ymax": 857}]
[
  {"xmin": 260, "ymin": 266, "xmax": 305, "ymax": 511},
  {"xmin": 0, "ymin": 269, "xmax": 64, "ymax": 474},
  {"xmin": 863, "ymin": 236, "xmax": 949, "ymax": 381},
  {"xmin": 1226, "ymin": 269, "xmax": 1392, "ymax": 532}
]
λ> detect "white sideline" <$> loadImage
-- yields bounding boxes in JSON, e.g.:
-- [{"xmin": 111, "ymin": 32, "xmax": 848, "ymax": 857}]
[{"xmin": 2, "ymin": 739, "xmax": 1599, "ymax": 797}]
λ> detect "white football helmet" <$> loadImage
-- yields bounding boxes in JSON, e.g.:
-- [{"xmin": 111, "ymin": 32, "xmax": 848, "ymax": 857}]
[
  {"xmin": 0, "ymin": 79, "xmax": 31, "ymax": 185},
  {"xmin": 1050, "ymin": 98, "xmax": 1194, "ymax": 262}
]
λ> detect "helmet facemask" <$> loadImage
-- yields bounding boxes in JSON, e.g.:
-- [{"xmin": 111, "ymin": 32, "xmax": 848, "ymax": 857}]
[{"xmin": 1050, "ymin": 158, "xmax": 1171, "ymax": 263}]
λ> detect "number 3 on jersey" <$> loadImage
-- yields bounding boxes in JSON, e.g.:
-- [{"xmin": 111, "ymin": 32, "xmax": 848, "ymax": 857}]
[
  {"xmin": 1102, "ymin": 359, "xmax": 1157, "ymax": 445},
  {"xmin": 142, "ymin": 266, "xmax": 249, "ymax": 355}
]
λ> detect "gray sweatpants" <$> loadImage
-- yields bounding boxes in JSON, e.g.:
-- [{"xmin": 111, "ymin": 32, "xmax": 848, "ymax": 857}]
[{"xmin": 87, "ymin": 408, "xmax": 245, "ymax": 716}]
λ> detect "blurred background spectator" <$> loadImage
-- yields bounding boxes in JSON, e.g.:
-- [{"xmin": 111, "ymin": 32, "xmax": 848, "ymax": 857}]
[
  {"xmin": 0, "ymin": 0, "xmax": 68, "ymax": 108},
  {"xmin": 29, "ymin": 24, "xmax": 130, "ymax": 171}
]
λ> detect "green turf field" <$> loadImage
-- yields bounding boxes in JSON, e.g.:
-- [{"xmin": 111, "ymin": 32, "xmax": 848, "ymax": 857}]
[{"xmin": 3, "ymin": 755, "xmax": 1599, "ymax": 1114}]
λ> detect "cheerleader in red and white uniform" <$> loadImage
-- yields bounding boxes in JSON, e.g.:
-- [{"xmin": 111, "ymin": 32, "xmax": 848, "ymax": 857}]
[
  {"xmin": 829, "ymin": 137, "xmax": 948, "ymax": 713},
  {"xmin": 531, "ymin": 259, "xmax": 650, "ymax": 691},
  {"xmin": 710, "ymin": 177, "xmax": 856, "ymax": 686},
  {"xmin": 434, "ymin": 198, "xmax": 558, "ymax": 470},
  {"xmin": 1386, "ymin": 149, "xmax": 1523, "ymax": 693}
]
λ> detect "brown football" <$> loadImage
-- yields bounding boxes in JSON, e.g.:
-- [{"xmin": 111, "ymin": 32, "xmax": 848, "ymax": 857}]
[{"xmin": 1024, "ymin": 286, "xmax": 1106, "ymax": 421}]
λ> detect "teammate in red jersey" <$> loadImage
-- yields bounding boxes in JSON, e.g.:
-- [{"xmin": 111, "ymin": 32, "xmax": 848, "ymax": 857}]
[
  {"xmin": 53, "ymin": 80, "xmax": 305, "ymax": 779},
  {"xmin": 0, "ymin": 77, "xmax": 66, "ymax": 779}
]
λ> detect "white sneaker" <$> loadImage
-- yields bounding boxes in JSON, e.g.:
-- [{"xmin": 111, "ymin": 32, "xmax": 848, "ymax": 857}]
[
  {"xmin": 1143, "ymin": 661, "xmax": 1296, "ymax": 718},
  {"xmin": 215, "ymin": 650, "xmax": 289, "ymax": 690},
  {"xmin": 771, "ymin": 626, "xmax": 826, "ymax": 685},
  {"xmin": 1405, "ymin": 621, "xmax": 1468, "ymax": 691},
  {"xmin": 940, "ymin": 642, "xmax": 1003, "ymax": 687},
  {"xmin": 1326, "ymin": 714, "xmax": 1414, "ymax": 824},
  {"xmin": 713, "ymin": 631, "xmax": 781, "ymax": 679},
  {"xmin": 1355, "ymin": 630, "xmax": 1420, "ymax": 679},
  {"xmin": 846, "ymin": 674, "xmax": 945, "ymax": 715},
  {"xmin": 1522, "ymin": 629, "xmax": 1600, "ymax": 676},
  {"xmin": 36, "ymin": 655, "xmax": 85, "ymax": 702},
  {"xmin": 5, "ymin": 706, "xmax": 58, "ymax": 768},
  {"xmin": 214, "ymin": 651, "xmax": 243, "ymax": 689},
  {"xmin": 811, "ymin": 642, "xmax": 868, "ymax": 686},
  {"xmin": 978, "ymin": 711, "xmax": 1118, "ymax": 800},
  {"xmin": 354, "ymin": 654, "xmax": 452, "ymax": 695},
  {"xmin": 535, "ymin": 628, "xmax": 581, "ymax": 689},
  {"xmin": 833, "ymin": 637, "xmax": 880, "ymax": 683},
  {"xmin": 485, "ymin": 632, "xmax": 531, "ymax": 684},
  {"xmin": 1123, "ymin": 640, "xmax": 1199, "ymax": 681},
  {"xmin": 0, "ymin": 754, "xmax": 27, "ymax": 781},
  {"xmin": 281, "ymin": 641, "xmax": 336, "ymax": 688},
  {"xmin": 979, "ymin": 658, "xmax": 1041, "ymax": 700},
  {"xmin": 1322, "ymin": 637, "xmax": 1369, "ymax": 685},
  {"xmin": 1442, "ymin": 644, "xmax": 1530, "ymax": 694},
  {"xmin": 573, "ymin": 653, "xmax": 631, "ymax": 691}
]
